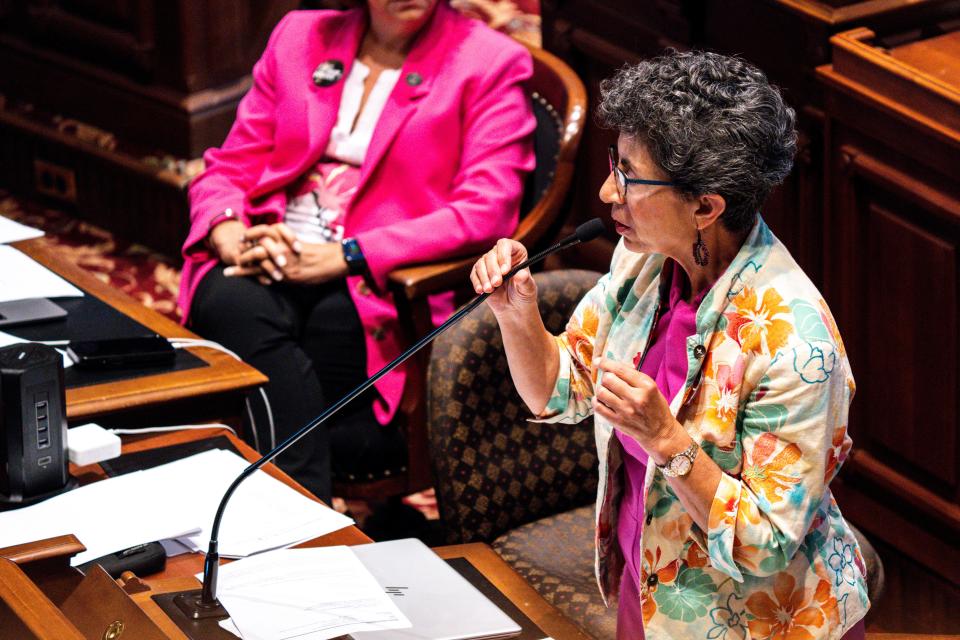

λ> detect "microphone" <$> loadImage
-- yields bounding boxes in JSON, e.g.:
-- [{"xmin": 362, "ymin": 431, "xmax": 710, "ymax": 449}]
[{"xmin": 172, "ymin": 218, "xmax": 606, "ymax": 620}]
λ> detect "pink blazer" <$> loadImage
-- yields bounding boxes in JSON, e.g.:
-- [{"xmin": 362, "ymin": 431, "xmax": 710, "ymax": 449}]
[{"xmin": 179, "ymin": 5, "xmax": 536, "ymax": 424}]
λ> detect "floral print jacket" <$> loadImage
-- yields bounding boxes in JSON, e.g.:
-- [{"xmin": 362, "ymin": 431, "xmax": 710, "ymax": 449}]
[{"xmin": 537, "ymin": 219, "xmax": 869, "ymax": 639}]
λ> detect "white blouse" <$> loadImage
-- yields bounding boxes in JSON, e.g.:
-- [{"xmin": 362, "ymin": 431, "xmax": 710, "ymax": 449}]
[
  {"xmin": 285, "ymin": 60, "xmax": 401, "ymax": 243},
  {"xmin": 326, "ymin": 59, "xmax": 401, "ymax": 165}
]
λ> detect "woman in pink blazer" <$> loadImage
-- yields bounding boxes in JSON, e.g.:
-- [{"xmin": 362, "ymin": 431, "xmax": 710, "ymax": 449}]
[{"xmin": 179, "ymin": 0, "xmax": 535, "ymax": 502}]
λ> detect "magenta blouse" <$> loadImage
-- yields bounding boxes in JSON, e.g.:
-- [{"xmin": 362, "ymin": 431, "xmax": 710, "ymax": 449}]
[{"xmin": 616, "ymin": 260, "xmax": 707, "ymax": 585}]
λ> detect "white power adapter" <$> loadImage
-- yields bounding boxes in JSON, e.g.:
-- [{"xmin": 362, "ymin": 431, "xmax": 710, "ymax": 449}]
[{"xmin": 67, "ymin": 423, "xmax": 122, "ymax": 466}]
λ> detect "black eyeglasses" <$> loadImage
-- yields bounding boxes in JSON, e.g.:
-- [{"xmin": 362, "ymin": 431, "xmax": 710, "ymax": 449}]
[{"xmin": 608, "ymin": 145, "xmax": 676, "ymax": 200}]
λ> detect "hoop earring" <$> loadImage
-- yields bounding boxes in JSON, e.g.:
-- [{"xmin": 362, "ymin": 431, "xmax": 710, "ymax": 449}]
[{"xmin": 693, "ymin": 228, "xmax": 709, "ymax": 266}]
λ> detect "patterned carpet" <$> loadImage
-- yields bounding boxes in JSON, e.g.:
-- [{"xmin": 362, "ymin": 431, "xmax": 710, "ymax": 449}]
[{"xmin": 0, "ymin": 189, "xmax": 183, "ymax": 322}]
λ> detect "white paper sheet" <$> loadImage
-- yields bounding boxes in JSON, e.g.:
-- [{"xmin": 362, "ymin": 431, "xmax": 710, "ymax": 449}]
[
  {"xmin": 207, "ymin": 547, "xmax": 411, "ymax": 640},
  {"xmin": 175, "ymin": 449, "xmax": 354, "ymax": 558},
  {"xmin": 0, "ymin": 215, "xmax": 44, "ymax": 244},
  {"xmin": 0, "ymin": 448, "xmax": 352, "ymax": 565},
  {"xmin": 0, "ymin": 330, "xmax": 74, "ymax": 368},
  {"xmin": 0, "ymin": 463, "xmax": 201, "ymax": 565},
  {"xmin": 0, "ymin": 246, "xmax": 83, "ymax": 302},
  {"xmin": 220, "ymin": 619, "xmax": 243, "ymax": 638}
]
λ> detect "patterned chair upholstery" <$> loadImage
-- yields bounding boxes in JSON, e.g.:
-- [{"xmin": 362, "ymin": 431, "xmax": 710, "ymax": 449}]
[
  {"xmin": 427, "ymin": 269, "xmax": 884, "ymax": 639},
  {"xmin": 427, "ymin": 269, "xmax": 617, "ymax": 638}
]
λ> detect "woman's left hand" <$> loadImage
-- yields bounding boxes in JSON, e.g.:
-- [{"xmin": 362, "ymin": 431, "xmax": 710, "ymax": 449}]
[
  {"xmin": 593, "ymin": 357, "xmax": 689, "ymax": 466},
  {"xmin": 277, "ymin": 241, "xmax": 348, "ymax": 284}
]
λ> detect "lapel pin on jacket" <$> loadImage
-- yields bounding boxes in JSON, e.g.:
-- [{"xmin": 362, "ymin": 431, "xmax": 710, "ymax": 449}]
[
  {"xmin": 313, "ymin": 60, "xmax": 345, "ymax": 87},
  {"xmin": 405, "ymin": 71, "xmax": 423, "ymax": 86}
]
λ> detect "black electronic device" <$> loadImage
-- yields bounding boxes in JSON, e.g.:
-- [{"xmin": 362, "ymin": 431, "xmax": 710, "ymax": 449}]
[
  {"xmin": 0, "ymin": 342, "xmax": 74, "ymax": 510},
  {"xmin": 78, "ymin": 541, "xmax": 167, "ymax": 579},
  {"xmin": 66, "ymin": 334, "xmax": 175, "ymax": 369}
]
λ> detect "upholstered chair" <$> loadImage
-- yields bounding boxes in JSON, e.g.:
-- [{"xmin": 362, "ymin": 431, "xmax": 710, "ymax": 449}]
[{"xmin": 427, "ymin": 269, "xmax": 616, "ymax": 638}]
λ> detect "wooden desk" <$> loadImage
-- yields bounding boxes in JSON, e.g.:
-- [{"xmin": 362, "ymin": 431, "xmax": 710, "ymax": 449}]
[
  {"xmin": 79, "ymin": 428, "xmax": 589, "ymax": 639},
  {"xmin": 11, "ymin": 239, "xmax": 267, "ymax": 422}
]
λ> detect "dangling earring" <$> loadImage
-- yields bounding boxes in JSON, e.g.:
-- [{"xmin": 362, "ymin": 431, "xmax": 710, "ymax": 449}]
[{"xmin": 693, "ymin": 227, "xmax": 709, "ymax": 266}]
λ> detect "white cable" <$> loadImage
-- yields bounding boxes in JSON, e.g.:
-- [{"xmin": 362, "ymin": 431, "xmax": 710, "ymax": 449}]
[
  {"xmin": 168, "ymin": 338, "xmax": 242, "ymax": 361},
  {"xmin": 32, "ymin": 340, "xmax": 70, "ymax": 346},
  {"xmin": 108, "ymin": 423, "xmax": 237, "ymax": 438},
  {"xmin": 168, "ymin": 336, "xmax": 275, "ymax": 452},
  {"xmin": 244, "ymin": 394, "xmax": 261, "ymax": 452},
  {"xmin": 259, "ymin": 387, "xmax": 277, "ymax": 450}
]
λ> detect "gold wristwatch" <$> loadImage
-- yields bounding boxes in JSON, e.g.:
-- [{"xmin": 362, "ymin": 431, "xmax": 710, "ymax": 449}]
[{"xmin": 657, "ymin": 442, "xmax": 699, "ymax": 478}]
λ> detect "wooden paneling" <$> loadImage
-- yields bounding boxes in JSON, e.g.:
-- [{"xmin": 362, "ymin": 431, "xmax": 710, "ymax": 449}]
[
  {"xmin": 0, "ymin": 1, "xmax": 299, "ymax": 255},
  {"xmin": 819, "ymin": 24, "xmax": 960, "ymax": 586},
  {"xmin": 12, "ymin": 0, "xmax": 159, "ymax": 78},
  {"xmin": 0, "ymin": 109, "xmax": 191, "ymax": 256},
  {"xmin": 542, "ymin": 0, "xmax": 960, "ymax": 284},
  {"xmin": 0, "ymin": 1, "xmax": 298, "ymax": 157},
  {"xmin": 860, "ymin": 196, "xmax": 957, "ymax": 491}
]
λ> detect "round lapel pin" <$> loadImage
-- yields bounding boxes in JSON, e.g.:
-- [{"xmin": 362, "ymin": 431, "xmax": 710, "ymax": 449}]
[
  {"xmin": 313, "ymin": 60, "xmax": 345, "ymax": 87},
  {"xmin": 405, "ymin": 72, "xmax": 423, "ymax": 87}
]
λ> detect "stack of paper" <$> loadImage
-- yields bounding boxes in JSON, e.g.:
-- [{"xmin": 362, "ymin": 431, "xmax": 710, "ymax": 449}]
[
  {"xmin": 0, "ymin": 215, "xmax": 44, "ymax": 244},
  {"xmin": 0, "ymin": 449, "xmax": 353, "ymax": 565},
  {"xmin": 210, "ymin": 546, "xmax": 412, "ymax": 640},
  {"xmin": 0, "ymin": 462, "xmax": 201, "ymax": 565}
]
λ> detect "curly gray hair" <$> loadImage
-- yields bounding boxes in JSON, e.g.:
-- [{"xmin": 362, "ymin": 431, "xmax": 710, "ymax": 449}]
[{"xmin": 597, "ymin": 50, "xmax": 797, "ymax": 233}]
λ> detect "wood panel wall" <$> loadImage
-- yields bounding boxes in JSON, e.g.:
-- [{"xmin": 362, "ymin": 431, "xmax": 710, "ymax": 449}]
[{"xmin": 542, "ymin": 0, "xmax": 960, "ymax": 592}]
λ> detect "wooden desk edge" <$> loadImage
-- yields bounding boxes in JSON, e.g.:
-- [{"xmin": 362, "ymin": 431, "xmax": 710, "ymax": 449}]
[
  {"xmin": 137, "ymin": 543, "xmax": 591, "ymax": 640},
  {"xmin": 12, "ymin": 240, "xmax": 267, "ymax": 419},
  {"xmin": 434, "ymin": 543, "xmax": 592, "ymax": 640}
]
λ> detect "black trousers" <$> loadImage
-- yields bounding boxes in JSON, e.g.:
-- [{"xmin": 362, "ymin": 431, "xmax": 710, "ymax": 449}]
[{"xmin": 190, "ymin": 266, "xmax": 404, "ymax": 503}]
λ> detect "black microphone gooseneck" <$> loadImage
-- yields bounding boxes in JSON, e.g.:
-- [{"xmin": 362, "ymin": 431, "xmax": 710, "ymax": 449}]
[{"xmin": 173, "ymin": 218, "xmax": 606, "ymax": 619}]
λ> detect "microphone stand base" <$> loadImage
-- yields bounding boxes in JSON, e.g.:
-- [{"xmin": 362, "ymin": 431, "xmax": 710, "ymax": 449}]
[
  {"xmin": 173, "ymin": 590, "xmax": 229, "ymax": 618},
  {"xmin": 153, "ymin": 589, "xmax": 232, "ymax": 640}
]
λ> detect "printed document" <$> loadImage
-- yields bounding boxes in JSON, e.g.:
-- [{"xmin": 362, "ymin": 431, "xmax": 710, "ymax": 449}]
[{"xmin": 207, "ymin": 546, "xmax": 411, "ymax": 640}]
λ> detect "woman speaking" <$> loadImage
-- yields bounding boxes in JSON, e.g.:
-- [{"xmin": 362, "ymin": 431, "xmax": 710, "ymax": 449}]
[{"xmin": 471, "ymin": 50, "xmax": 869, "ymax": 639}]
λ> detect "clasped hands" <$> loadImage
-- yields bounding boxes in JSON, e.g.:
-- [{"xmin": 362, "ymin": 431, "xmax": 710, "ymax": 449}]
[{"xmin": 209, "ymin": 220, "xmax": 347, "ymax": 285}]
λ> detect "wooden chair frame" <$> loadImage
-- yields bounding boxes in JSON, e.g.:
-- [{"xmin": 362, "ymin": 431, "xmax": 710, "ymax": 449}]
[{"xmin": 332, "ymin": 44, "xmax": 587, "ymax": 500}]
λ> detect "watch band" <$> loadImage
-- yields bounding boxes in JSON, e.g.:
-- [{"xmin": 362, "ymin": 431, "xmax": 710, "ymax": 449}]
[
  {"xmin": 658, "ymin": 442, "xmax": 699, "ymax": 478},
  {"xmin": 341, "ymin": 237, "xmax": 368, "ymax": 276}
]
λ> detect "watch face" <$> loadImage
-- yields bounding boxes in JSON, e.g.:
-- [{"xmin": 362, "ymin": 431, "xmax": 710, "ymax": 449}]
[{"xmin": 671, "ymin": 455, "xmax": 692, "ymax": 477}]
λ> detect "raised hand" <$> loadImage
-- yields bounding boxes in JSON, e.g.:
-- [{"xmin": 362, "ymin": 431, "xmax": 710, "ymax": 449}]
[{"xmin": 469, "ymin": 238, "xmax": 538, "ymax": 317}]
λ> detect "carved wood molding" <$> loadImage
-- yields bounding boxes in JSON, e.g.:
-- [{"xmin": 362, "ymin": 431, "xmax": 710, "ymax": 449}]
[
  {"xmin": 838, "ymin": 144, "xmax": 960, "ymax": 226},
  {"xmin": 826, "ymin": 27, "xmax": 960, "ymax": 141},
  {"xmin": 0, "ymin": 534, "xmax": 85, "ymax": 566},
  {"xmin": 774, "ymin": 0, "xmax": 951, "ymax": 26},
  {"xmin": 848, "ymin": 450, "xmax": 960, "ymax": 534}
]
